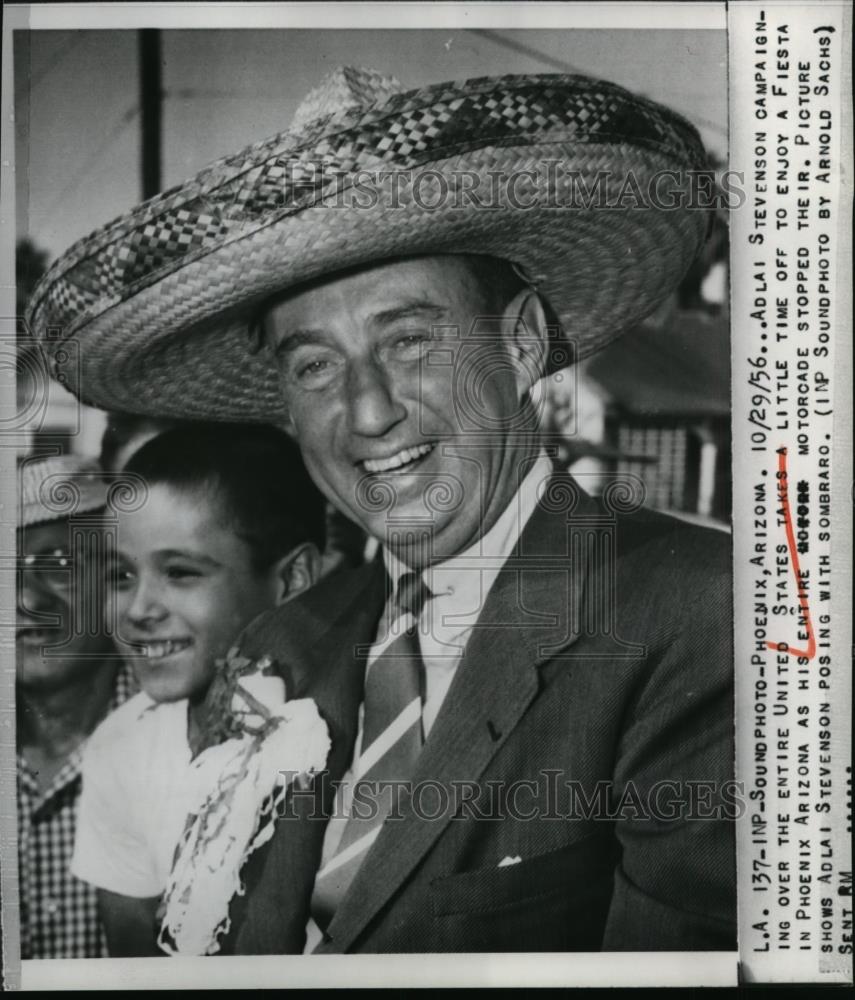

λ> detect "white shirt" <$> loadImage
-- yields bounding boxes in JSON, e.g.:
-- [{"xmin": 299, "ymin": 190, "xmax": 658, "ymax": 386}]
[
  {"xmin": 304, "ymin": 451, "xmax": 552, "ymax": 950},
  {"xmin": 72, "ymin": 692, "xmax": 194, "ymax": 899}
]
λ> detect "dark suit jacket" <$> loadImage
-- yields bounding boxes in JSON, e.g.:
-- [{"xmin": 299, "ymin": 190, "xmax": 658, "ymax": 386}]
[{"xmin": 218, "ymin": 474, "xmax": 735, "ymax": 954}]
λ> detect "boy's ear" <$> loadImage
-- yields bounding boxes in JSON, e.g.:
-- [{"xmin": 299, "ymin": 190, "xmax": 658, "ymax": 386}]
[{"xmin": 270, "ymin": 542, "xmax": 322, "ymax": 605}]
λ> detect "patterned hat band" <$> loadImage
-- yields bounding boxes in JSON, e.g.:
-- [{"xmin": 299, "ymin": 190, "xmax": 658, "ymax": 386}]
[{"xmin": 28, "ymin": 67, "xmax": 712, "ymax": 422}]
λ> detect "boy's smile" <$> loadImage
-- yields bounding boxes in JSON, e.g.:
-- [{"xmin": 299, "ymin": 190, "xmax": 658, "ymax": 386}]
[{"xmin": 137, "ymin": 638, "xmax": 193, "ymax": 661}]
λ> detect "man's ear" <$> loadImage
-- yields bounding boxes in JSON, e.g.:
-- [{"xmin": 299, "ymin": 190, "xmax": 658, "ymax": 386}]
[
  {"xmin": 502, "ymin": 288, "xmax": 549, "ymax": 396},
  {"xmin": 269, "ymin": 541, "xmax": 322, "ymax": 606},
  {"xmin": 281, "ymin": 410, "xmax": 297, "ymax": 437}
]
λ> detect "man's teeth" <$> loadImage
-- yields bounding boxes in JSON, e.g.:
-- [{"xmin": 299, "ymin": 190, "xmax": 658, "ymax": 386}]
[
  {"xmin": 363, "ymin": 443, "xmax": 434, "ymax": 473},
  {"xmin": 140, "ymin": 639, "xmax": 192, "ymax": 660}
]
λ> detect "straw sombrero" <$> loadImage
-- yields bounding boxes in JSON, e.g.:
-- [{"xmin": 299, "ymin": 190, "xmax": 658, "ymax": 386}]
[
  {"xmin": 27, "ymin": 67, "xmax": 712, "ymax": 423},
  {"xmin": 19, "ymin": 455, "xmax": 108, "ymax": 528}
]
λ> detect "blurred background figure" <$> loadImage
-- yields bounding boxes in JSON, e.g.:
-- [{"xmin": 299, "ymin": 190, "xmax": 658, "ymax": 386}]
[{"xmin": 16, "ymin": 455, "xmax": 136, "ymax": 959}]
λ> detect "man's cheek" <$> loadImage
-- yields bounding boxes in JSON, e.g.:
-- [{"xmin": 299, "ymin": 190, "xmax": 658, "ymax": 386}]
[
  {"xmin": 293, "ymin": 412, "xmax": 334, "ymax": 462},
  {"xmin": 301, "ymin": 460, "xmax": 350, "ymax": 521}
]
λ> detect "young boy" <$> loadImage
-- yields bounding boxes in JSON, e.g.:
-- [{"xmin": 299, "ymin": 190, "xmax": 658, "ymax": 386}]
[{"xmin": 71, "ymin": 424, "xmax": 326, "ymax": 956}]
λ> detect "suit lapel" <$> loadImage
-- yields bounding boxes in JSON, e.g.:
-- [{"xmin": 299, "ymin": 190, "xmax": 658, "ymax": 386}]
[
  {"xmin": 323, "ymin": 472, "xmax": 595, "ymax": 952},
  {"xmin": 227, "ymin": 559, "xmax": 386, "ymax": 954}
]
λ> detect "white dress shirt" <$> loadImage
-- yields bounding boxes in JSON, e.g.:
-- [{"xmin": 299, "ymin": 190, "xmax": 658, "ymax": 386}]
[{"xmin": 305, "ymin": 451, "xmax": 553, "ymax": 950}]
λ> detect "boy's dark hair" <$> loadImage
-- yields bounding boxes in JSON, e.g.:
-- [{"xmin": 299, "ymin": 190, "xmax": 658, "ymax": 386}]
[
  {"xmin": 125, "ymin": 424, "xmax": 326, "ymax": 571},
  {"xmin": 99, "ymin": 412, "xmax": 178, "ymax": 471}
]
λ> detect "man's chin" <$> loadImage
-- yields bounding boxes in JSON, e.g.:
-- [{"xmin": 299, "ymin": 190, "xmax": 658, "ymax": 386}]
[
  {"xmin": 377, "ymin": 516, "xmax": 476, "ymax": 569},
  {"xmin": 16, "ymin": 640, "xmax": 116, "ymax": 692},
  {"xmin": 17, "ymin": 657, "xmax": 77, "ymax": 691}
]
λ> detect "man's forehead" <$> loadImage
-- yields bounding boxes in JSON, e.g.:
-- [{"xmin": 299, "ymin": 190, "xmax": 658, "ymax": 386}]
[
  {"xmin": 266, "ymin": 255, "xmax": 485, "ymax": 330},
  {"xmin": 18, "ymin": 518, "xmax": 74, "ymax": 550}
]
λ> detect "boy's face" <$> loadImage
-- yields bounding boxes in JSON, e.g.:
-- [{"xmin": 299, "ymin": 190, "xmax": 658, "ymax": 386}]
[{"xmin": 112, "ymin": 483, "xmax": 281, "ymax": 704}]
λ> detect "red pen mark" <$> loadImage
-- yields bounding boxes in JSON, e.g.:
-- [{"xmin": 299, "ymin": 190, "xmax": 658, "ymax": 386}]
[{"xmin": 766, "ymin": 447, "xmax": 816, "ymax": 660}]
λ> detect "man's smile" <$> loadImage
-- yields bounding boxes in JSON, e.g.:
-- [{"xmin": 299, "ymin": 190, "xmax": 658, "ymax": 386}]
[
  {"xmin": 16, "ymin": 625, "xmax": 56, "ymax": 647},
  {"xmin": 359, "ymin": 441, "xmax": 436, "ymax": 474}
]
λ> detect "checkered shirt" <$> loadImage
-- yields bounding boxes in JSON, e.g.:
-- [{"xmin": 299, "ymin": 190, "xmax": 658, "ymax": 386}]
[{"xmin": 17, "ymin": 662, "xmax": 137, "ymax": 959}]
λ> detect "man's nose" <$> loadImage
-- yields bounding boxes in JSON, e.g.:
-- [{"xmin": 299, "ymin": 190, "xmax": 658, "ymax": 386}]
[
  {"xmin": 345, "ymin": 358, "xmax": 406, "ymax": 438},
  {"xmin": 18, "ymin": 572, "xmax": 58, "ymax": 619}
]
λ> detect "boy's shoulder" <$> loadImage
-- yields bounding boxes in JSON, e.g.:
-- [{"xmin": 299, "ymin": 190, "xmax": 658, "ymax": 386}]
[
  {"xmin": 86, "ymin": 690, "xmax": 187, "ymax": 758},
  {"xmin": 240, "ymin": 559, "xmax": 384, "ymax": 661}
]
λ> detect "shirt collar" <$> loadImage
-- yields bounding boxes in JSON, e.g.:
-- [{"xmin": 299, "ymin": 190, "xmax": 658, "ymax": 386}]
[
  {"xmin": 17, "ymin": 747, "xmax": 84, "ymax": 816},
  {"xmin": 383, "ymin": 451, "xmax": 554, "ymax": 605}
]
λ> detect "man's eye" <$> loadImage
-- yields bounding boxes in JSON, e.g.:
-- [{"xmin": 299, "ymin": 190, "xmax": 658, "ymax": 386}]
[
  {"xmin": 290, "ymin": 354, "xmax": 340, "ymax": 389},
  {"xmin": 298, "ymin": 359, "xmax": 330, "ymax": 378},
  {"xmin": 396, "ymin": 332, "xmax": 428, "ymax": 348},
  {"xmin": 23, "ymin": 548, "xmax": 72, "ymax": 579},
  {"xmin": 391, "ymin": 331, "xmax": 431, "ymax": 359}
]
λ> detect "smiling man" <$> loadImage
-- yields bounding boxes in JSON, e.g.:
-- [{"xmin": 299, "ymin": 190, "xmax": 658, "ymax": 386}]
[
  {"xmin": 30, "ymin": 67, "xmax": 735, "ymax": 955},
  {"xmin": 15, "ymin": 455, "xmax": 135, "ymax": 959},
  {"xmin": 265, "ymin": 255, "xmax": 542, "ymax": 568}
]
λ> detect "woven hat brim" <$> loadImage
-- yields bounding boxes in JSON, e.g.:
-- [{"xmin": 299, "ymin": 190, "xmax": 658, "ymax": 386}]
[{"xmin": 28, "ymin": 74, "xmax": 711, "ymax": 422}]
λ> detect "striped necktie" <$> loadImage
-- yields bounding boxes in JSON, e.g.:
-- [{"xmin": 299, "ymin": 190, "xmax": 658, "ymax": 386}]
[{"xmin": 310, "ymin": 570, "xmax": 432, "ymax": 931}]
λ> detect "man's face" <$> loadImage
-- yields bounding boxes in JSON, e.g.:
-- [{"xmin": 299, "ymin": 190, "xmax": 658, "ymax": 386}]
[
  {"xmin": 16, "ymin": 519, "xmax": 113, "ymax": 691},
  {"xmin": 113, "ymin": 484, "xmax": 282, "ymax": 704},
  {"xmin": 266, "ymin": 256, "xmax": 537, "ymax": 566}
]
